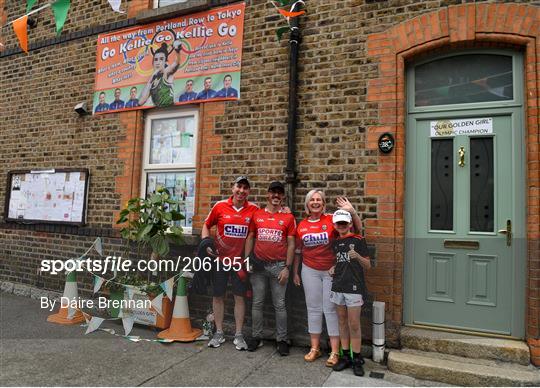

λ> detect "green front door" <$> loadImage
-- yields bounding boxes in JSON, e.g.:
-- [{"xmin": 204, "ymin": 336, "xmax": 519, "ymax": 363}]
[{"xmin": 404, "ymin": 51, "xmax": 526, "ymax": 337}]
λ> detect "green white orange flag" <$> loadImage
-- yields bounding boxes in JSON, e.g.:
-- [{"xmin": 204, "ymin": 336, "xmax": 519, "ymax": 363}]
[
  {"xmin": 51, "ymin": 0, "xmax": 71, "ymax": 35},
  {"xmin": 12, "ymin": 16, "xmax": 28, "ymax": 53}
]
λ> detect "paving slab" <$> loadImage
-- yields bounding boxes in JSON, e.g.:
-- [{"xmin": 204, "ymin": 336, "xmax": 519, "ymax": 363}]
[{"xmin": 0, "ymin": 291, "xmax": 447, "ymax": 387}]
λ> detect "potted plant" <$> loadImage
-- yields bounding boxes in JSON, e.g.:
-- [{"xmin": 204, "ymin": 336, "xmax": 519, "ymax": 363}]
[
  {"xmin": 116, "ymin": 187, "xmax": 185, "ymax": 260},
  {"xmin": 113, "ymin": 187, "xmax": 185, "ymax": 328},
  {"xmin": 106, "ymin": 273, "xmax": 145, "ymax": 318}
]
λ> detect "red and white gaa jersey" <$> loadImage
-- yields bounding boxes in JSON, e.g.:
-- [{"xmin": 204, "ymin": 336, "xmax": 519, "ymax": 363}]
[
  {"xmin": 204, "ymin": 196, "xmax": 259, "ymax": 262},
  {"xmin": 251, "ymin": 208, "xmax": 296, "ymax": 262},
  {"xmin": 296, "ymin": 214, "xmax": 337, "ymax": 271}
]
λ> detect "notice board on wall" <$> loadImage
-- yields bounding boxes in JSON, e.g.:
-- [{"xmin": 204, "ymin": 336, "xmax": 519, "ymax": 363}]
[{"xmin": 4, "ymin": 169, "xmax": 89, "ymax": 225}]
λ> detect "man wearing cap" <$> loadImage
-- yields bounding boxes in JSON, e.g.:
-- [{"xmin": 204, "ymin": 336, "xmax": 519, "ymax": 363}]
[
  {"xmin": 243, "ymin": 181, "xmax": 296, "ymax": 355},
  {"xmin": 202, "ymin": 176, "xmax": 258, "ymax": 350}
]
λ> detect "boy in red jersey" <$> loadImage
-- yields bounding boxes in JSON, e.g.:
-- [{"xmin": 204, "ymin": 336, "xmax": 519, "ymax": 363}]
[
  {"xmin": 243, "ymin": 182, "xmax": 296, "ymax": 355},
  {"xmin": 329, "ymin": 209, "xmax": 371, "ymax": 376},
  {"xmin": 202, "ymin": 176, "xmax": 258, "ymax": 350}
]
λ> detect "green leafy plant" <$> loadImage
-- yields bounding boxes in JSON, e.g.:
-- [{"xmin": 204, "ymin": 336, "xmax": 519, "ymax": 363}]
[
  {"xmin": 141, "ymin": 281, "xmax": 163, "ymax": 297},
  {"xmin": 116, "ymin": 187, "xmax": 185, "ymax": 258}
]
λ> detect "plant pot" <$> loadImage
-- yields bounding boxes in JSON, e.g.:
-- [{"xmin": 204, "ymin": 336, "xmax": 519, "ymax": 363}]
[{"xmin": 107, "ymin": 289, "xmax": 173, "ymax": 329}]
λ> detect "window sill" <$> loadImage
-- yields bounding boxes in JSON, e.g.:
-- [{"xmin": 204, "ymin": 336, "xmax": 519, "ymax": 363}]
[
  {"xmin": 137, "ymin": 0, "xmax": 211, "ymax": 24},
  {"xmin": 137, "ymin": 0, "xmax": 244, "ymax": 24}
]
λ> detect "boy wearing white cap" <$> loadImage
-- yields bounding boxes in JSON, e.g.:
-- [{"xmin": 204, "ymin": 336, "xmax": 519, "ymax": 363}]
[{"xmin": 329, "ymin": 209, "xmax": 371, "ymax": 376}]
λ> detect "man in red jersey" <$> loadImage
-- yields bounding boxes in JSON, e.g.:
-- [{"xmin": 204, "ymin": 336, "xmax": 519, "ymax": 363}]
[
  {"xmin": 202, "ymin": 176, "xmax": 258, "ymax": 350},
  {"xmin": 243, "ymin": 181, "xmax": 296, "ymax": 355}
]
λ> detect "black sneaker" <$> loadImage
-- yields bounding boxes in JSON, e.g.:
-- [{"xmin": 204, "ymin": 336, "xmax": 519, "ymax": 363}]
[
  {"xmin": 352, "ymin": 356, "xmax": 365, "ymax": 376},
  {"xmin": 332, "ymin": 354, "xmax": 352, "ymax": 371},
  {"xmin": 246, "ymin": 337, "xmax": 263, "ymax": 352},
  {"xmin": 277, "ymin": 341, "xmax": 289, "ymax": 356}
]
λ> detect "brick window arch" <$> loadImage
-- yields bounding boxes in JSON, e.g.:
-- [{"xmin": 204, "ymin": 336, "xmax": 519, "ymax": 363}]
[{"xmin": 365, "ymin": 3, "xmax": 539, "ymax": 361}]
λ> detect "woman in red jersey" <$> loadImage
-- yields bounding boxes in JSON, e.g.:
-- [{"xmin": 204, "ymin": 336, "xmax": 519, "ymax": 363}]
[{"xmin": 293, "ymin": 190, "xmax": 362, "ymax": 367}]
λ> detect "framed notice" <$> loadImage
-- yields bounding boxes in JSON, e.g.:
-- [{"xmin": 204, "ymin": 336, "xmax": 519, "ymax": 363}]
[{"xmin": 4, "ymin": 169, "xmax": 90, "ymax": 226}]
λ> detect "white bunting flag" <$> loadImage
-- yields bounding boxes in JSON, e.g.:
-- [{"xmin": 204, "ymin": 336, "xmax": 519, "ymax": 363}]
[
  {"xmin": 107, "ymin": 0, "xmax": 125, "ymax": 13},
  {"xmin": 85, "ymin": 317, "xmax": 105, "ymax": 334},
  {"xmin": 160, "ymin": 277, "xmax": 175, "ymax": 301},
  {"xmin": 150, "ymin": 293, "xmax": 164, "ymax": 317},
  {"xmin": 122, "ymin": 316, "xmax": 134, "ymax": 336},
  {"xmin": 125, "ymin": 286, "xmax": 135, "ymax": 301},
  {"xmin": 94, "ymin": 237, "xmax": 103, "ymax": 256},
  {"xmin": 93, "ymin": 275, "xmax": 105, "ymax": 294}
]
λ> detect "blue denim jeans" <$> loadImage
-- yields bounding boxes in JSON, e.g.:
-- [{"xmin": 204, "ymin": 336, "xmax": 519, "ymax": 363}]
[{"xmin": 250, "ymin": 261, "xmax": 288, "ymax": 341}]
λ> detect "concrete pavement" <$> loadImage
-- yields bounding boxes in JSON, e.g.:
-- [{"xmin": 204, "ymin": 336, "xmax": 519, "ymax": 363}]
[{"xmin": 0, "ymin": 292, "xmax": 445, "ymax": 386}]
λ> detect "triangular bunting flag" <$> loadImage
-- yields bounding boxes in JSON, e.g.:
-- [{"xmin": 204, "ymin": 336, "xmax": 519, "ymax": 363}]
[
  {"xmin": 277, "ymin": 8, "xmax": 305, "ymax": 18},
  {"xmin": 93, "ymin": 275, "xmax": 105, "ymax": 294},
  {"xmin": 107, "ymin": 0, "xmax": 125, "ymax": 13},
  {"xmin": 160, "ymin": 277, "xmax": 175, "ymax": 301},
  {"xmin": 51, "ymin": 0, "xmax": 71, "ymax": 35},
  {"xmin": 125, "ymin": 286, "xmax": 135, "ymax": 301},
  {"xmin": 26, "ymin": 0, "xmax": 38, "ymax": 13},
  {"xmin": 122, "ymin": 316, "xmax": 134, "ymax": 336},
  {"xmin": 82, "ymin": 312, "xmax": 92, "ymax": 323},
  {"xmin": 85, "ymin": 316, "xmax": 105, "ymax": 334},
  {"xmin": 150, "ymin": 293, "xmax": 164, "ymax": 317},
  {"xmin": 12, "ymin": 16, "xmax": 29, "ymax": 53},
  {"xmin": 94, "ymin": 237, "xmax": 103, "ymax": 256}
]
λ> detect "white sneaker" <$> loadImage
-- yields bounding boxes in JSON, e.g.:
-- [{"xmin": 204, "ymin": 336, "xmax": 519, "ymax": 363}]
[
  {"xmin": 208, "ymin": 332, "xmax": 225, "ymax": 348},
  {"xmin": 233, "ymin": 333, "xmax": 248, "ymax": 351}
]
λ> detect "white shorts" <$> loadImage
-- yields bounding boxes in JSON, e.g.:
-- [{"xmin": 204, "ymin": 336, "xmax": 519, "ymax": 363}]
[{"xmin": 330, "ymin": 291, "xmax": 364, "ymax": 307}]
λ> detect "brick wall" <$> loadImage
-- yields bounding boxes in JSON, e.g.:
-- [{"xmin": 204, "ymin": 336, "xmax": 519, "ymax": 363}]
[{"xmin": 1, "ymin": 0, "xmax": 538, "ymax": 354}]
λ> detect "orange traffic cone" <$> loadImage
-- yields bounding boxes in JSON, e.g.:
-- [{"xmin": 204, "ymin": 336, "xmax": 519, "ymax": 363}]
[
  {"xmin": 47, "ymin": 271, "xmax": 85, "ymax": 325},
  {"xmin": 157, "ymin": 275, "xmax": 202, "ymax": 342}
]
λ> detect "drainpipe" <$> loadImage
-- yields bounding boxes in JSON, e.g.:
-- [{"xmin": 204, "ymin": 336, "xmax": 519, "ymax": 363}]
[{"xmin": 285, "ymin": 2, "xmax": 302, "ymax": 212}]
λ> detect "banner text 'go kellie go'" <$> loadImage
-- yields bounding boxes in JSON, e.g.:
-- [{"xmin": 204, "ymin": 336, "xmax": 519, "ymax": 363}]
[{"xmin": 93, "ymin": 3, "xmax": 245, "ymax": 115}]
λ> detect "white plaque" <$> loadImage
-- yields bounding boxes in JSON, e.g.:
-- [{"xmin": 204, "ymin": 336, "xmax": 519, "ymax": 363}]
[{"xmin": 430, "ymin": 117, "xmax": 493, "ymax": 137}]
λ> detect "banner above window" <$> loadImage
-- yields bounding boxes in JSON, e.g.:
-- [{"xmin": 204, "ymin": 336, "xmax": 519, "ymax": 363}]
[{"xmin": 93, "ymin": 2, "xmax": 245, "ymax": 115}]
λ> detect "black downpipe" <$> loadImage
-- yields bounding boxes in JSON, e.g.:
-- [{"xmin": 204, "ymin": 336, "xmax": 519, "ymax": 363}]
[{"xmin": 285, "ymin": 3, "xmax": 302, "ymax": 213}]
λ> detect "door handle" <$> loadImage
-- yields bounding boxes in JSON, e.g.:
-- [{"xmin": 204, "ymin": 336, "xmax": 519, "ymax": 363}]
[
  {"xmin": 458, "ymin": 147, "xmax": 465, "ymax": 167},
  {"xmin": 497, "ymin": 219, "xmax": 512, "ymax": 247}
]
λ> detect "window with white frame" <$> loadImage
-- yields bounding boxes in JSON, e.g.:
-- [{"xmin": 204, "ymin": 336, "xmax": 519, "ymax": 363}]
[
  {"xmin": 153, "ymin": 0, "xmax": 189, "ymax": 8},
  {"xmin": 142, "ymin": 109, "xmax": 198, "ymax": 233}
]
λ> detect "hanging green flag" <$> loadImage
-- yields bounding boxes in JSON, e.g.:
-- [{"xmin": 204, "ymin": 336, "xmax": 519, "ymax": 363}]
[
  {"xmin": 51, "ymin": 0, "xmax": 71, "ymax": 35},
  {"xmin": 26, "ymin": 0, "xmax": 38, "ymax": 13}
]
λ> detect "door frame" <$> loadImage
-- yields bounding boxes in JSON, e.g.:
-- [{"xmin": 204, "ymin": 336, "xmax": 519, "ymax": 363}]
[{"xmin": 403, "ymin": 50, "xmax": 527, "ymax": 338}]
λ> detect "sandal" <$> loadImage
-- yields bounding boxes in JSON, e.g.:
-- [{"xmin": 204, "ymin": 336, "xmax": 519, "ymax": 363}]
[
  {"xmin": 304, "ymin": 347, "xmax": 322, "ymax": 362},
  {"xmin": 326, "ymin": 351, "xmax": 339, "ymax": 367}
]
